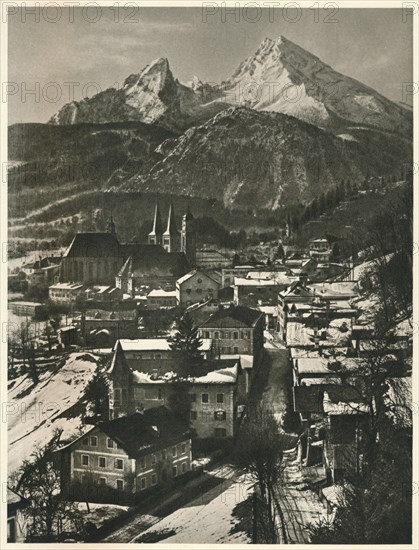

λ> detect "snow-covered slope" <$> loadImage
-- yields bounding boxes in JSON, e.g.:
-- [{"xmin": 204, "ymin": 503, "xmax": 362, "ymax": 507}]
[
  {"xmin": 50, "ymin": 36, "xmax": 412, "ymax": 136},
  {"xmin": 8, "ymin": 353, "xmax": 99, "ymax": 473},
  {"xmin": 222, "ymin": 36, "xmax": 411, "ymax": 134},
  {"xmin": 50, "ymin": 58, "xmax": 224, "ymax": 131}
]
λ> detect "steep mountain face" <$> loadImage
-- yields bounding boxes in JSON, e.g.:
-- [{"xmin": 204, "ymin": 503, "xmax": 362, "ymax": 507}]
[
  {"xmin": 12, "ymin": 35, "xmax": 413, "ymax": 213},
  {"xmin": 114, "ymin": 107, "xmax": 412, "ymax": 208},
  {"xmin": 49, "ymin": 58, "xmax": 224, "ymax": 131},
  {"xmin": 49, "ymin": 36, "xmax": 412, "ymax": 136},
  {"xmin": 221, "ymin": 36, "xmax": 411, "ymax": 135}
]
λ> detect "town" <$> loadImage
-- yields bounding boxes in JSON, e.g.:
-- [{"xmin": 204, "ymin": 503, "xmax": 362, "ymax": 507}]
[{"xmin": 7, "ymin": 189, "xmax": 413, "ymax": 544}]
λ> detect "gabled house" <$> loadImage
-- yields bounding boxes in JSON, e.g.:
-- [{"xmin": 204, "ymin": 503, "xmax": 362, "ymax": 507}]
[
  {"xmin": 176, "ymin": 270, "xmax": 220, "ymax": 307},
  {"xmin": 107, "ymin": 342, "xmax": 248, "ymax": 440},
  {"xmin": 55, "ymin": 407, "xmax": 192, "ymax": 503},
  {"xmin": 198, "ymin": 304, "xmax": 264, "ymax": 358}
]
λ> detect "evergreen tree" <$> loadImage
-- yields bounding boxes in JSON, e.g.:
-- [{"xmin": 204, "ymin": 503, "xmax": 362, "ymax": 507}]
[
  {"xmin": 84, "ymin": 369, "xmax": 109, "ymax": 419},
  {"xmin": 168, "ymin": 313, "xmax": 203, "ymax": 370}
]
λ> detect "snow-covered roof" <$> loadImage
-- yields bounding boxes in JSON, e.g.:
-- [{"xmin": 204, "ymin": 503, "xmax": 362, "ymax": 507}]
[
  {"xmin": 49, "ymin": 282, "xmax": 84, "ymax": 290},
  {"xmin": 234, "ymin": 277, "xmax": 279, "ymax": 287},
  {"xmin": 323, "ymin": 390, "xmax": 369, "ymax": 415},
  {"xmin": 116, "ymin": 338, "xmax": 212, "ymax": 352},
  {"xmin": 177, "ymin": 270, "xmax": 218, "ymax": 285},
  {"xmin": 147, "ymin": 289, "xmax": 177, "ymax": 298},
  {"xmin": 258, "ymin": 306, "xmax": 277, "ymax": 315},
  {"xmin": 132, "ymin": 364, "xmax": 238, "ymax": 385}
]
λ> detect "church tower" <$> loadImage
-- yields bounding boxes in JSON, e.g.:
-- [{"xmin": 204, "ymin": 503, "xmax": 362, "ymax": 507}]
[
  {"xmin": 163, "ymin": 202, "xmax": 181, "ymax": 252},
  {"xmin": 148, "ymin": 203, "xmax": 163, "ymax": 246},
  {"xmin": 181, "ymin": 206, "xmax": 196, "ymax": 266}
]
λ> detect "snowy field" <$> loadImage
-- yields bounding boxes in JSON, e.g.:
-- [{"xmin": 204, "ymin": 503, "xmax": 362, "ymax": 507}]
[{"xmin": 8, "ymin": 353, "xmax": 99, "ymax": 473}]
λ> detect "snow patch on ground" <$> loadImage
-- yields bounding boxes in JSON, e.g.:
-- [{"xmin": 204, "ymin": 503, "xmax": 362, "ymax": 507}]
[
  {"xmin": 8, "ymin": 353, "xmax": 99, "ymax": 473},
  {"xmin": 137, "ymin": 473, "xmax": 254, "ymax": 544},
  {"xmin": 337, "ymin": 133, "xmax": 358, "ymax": 142}
]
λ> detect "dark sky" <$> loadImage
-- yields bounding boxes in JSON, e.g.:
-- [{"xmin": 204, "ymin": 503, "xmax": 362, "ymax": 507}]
[{"xmin": 8, "ymin": 6, "xmax": 413, "ymax": 124}]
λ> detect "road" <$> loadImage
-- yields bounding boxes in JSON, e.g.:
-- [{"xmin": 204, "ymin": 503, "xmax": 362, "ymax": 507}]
[
  {"xmin": 100, "ymin": 463, "xmax": 252, "ymax": 543},
  {"xmin": 276, "ymin": 450, "xmax": 327, "ymax": 544}
]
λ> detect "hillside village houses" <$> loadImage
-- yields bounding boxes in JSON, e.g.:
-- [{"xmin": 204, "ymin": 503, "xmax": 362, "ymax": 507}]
[
  {"xmin": 13, "ymin": 221, "xmax": 411, "ymax": 513},
  {"xmin": 55, "ymin": 407, "xmax": 192, "ymax": 502}
]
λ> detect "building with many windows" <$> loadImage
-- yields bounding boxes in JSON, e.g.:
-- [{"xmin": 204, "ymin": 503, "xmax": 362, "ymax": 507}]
[
  {"xmin": 176, "ymin": 270, "xmax": 220, "ymax": 307},
  {"xmin": 55, "ymin": 407, "xmax": 191, "ymax": 503},
  {"xmin": 107, "ymin": 342, "xmax": 248, "ymax": 440},
  {"xmin": 198, "ymin": 304, "xmax": 264, "ymax": 357}
]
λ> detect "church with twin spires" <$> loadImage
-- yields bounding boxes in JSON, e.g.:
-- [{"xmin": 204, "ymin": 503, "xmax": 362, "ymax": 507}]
[{"xmin": 60, "ymin": 203, "xmax": 196, "ymax": 292}]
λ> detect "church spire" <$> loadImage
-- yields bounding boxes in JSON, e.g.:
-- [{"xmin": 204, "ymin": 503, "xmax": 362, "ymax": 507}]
[
  {"xmin": 149, "ymin": 203, "xmax": 163, "ymax": 236},
  {"xmin": 148, "ymin": 202, "xmax": 163, "ymax": 245},
  {"xmin": 163, "ymin": 202, "xmax": 179, "ymax": 236}
]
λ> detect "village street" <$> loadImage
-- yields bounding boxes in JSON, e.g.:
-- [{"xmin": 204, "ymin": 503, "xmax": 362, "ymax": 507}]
[
  {"xmin": 255, "ymin": 344, "xmax": 328, "ymax": 543},
  {"xmin": 99, "ymin": 463, "xmax": 253, "ymax": 543}
]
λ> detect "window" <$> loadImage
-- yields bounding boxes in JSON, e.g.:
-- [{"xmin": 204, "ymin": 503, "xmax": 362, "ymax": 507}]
[
  {"xmin": 82, "ymin": 454, "xmax": 89, "ymax": 466},
  {"xmin": 233, "ymin": 331, "xmax": 239, "ymax": 339},
  {"xmin": 182, "ymin": 462, "xmax": 187, "ymax": 473},
  {"xmin": 190, "ymin": 411, "xmax": 197, "ymax": 420},
  {"xmin": 116, "ymin": 479, "xmax": 124, "ymax": 491},
  {"xmin": 172, "ymin": 446, "xmax": 177, "ymax": 457},
  {"xmin": 203, "ymin": 331, "xmax": 209, "ymax": 339},
  {"xmin": 140, "ymin": 477, "xmax": 147, "ymax": 490},
  {"xmin": 151, "ymin": 473, "xmax": 157, "ymax": 485},
  {"xmin": 99, "ymin": 457, "xmax": 106, "ymax": 468},
  {"xmin": 189, "ymin": 393, "xmax": 196, "ymax": 402},
  {"xmin": 215, "ymin": 428, "xmax": 227, "ymax": 437},
  {"xmin": 99, "ymin": 477, "xmax": 106, "ymax": 485},
  {"xmin": 233, "ymin": 346, "xmax": 239, "ymax": 354},
  {"xmin": 214, "ymin": 331, "xmax": 219, "ymax": 339},
  {"xmin": 172, "ymin": 465, "xmax": 178, "ymax": 477},
  {"xmin": 214, "ymin": 411, "xmax": 226, "ymax": 421},
  {"xmin": 186, "ymin": 288, "xmax": 192, "ymax": 294},
  {"xmin": 90, "ymin": 436, "xmax": 98, "ymax": 447},
  {"xmin": 115, "ymin": 459, "xmax": 124, "ymax": 470},
  {"xmin": 216, "ymin": 393, "xmax": 224, "ymax": 404},
  {"xmin": 202, "ymin": 393, "xmax": 209, "ymax": 404},
  {"xmin": 181, "ymin": 443, "xmax": 186, "ymax": 454},
  {"xmin": 114, "ymin": 388, "xmax": 121, "ymax": 404},
  {"xmin": 151, "ymin": 454, "xmax": 156, "ymax": 465},
  {"xmin": 154, "ymin": 353, "xmax": 162, "ymax": 359},
  {"xmin": 82, "ymin": 437, "xmax": 89, "ymax": 446},
  {"xmin": 107, "ymin": 438, "xmax": 114, "ymax": 449},
  {"xmin": 139, "ymin": 456, "xmax": 146, "ymax": 469}
]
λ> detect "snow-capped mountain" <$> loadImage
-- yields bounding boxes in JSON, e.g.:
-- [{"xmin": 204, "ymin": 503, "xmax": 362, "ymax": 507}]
[
  {"xmin": 50, "ymin": 35, "xmax": 412, "ymax": 136},
  {"xmin": 49, "ymin": 57, "xmax": 224, "ymax": 131},
  {"xmin": 220, "ymin": 36, "xmax": 411, "ymax": 134}
]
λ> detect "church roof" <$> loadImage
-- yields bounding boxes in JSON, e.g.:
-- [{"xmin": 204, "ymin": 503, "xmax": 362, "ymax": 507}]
[
  {"xmin": 163, "ymin": 203, "xmax": 179, "ymax": 236},
  {"xmin": 149, "ymin": 203, "xmax": 163, "ymax": 236},
  {"xmin": 63, "ymin": 233, "xmax": 121, "ymax": 258},
  {"xmin": 118, "ymin": 248, "xmax": 189, "ymax": 279}
]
